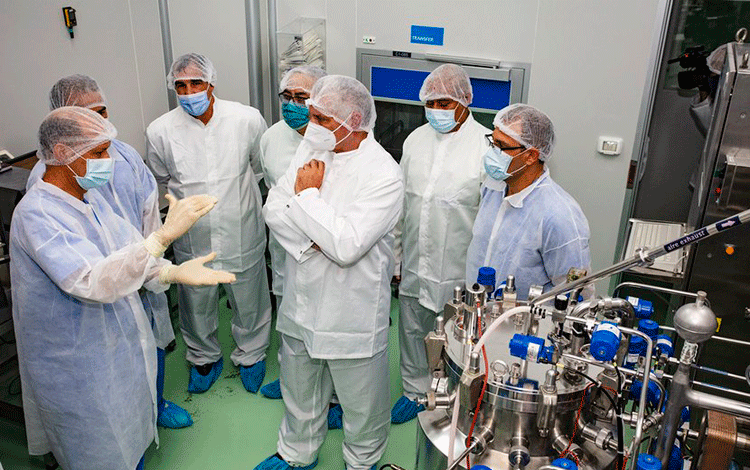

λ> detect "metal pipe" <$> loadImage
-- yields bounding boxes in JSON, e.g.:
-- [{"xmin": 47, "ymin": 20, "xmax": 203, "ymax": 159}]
[
  {"xmin": 659, "ymin": 325, "xmax": 750, "ymax": 347},
  {"xmin": 666, "ymin": 357, "xmax": 750, "ymax": 383},
  {"xmin": 267, "ymin": 0, "xmax": 280, "ymax": 123},
  {"xmin": 445, "ymin": 439, "xmax": 479, "ymax": 470},
  {"xmin": 687, "ymin": 389, "xmax": 750, "ymax": 417},
  {"xmin": 662, "ymin": 373, "xmax": 750, "ymax": 401},
  {"xmin": 157, "ymin": 0, "xmax": 176, "ymax": 110},
  {"xmin": 532, "ymin": 207, "xmax": 750, "ymax": 306},
  {"xmin": 245, "ymin": 0, "xmax": 264, "ymax": 112},
  {"xmin": 612, "ymin": 282, "xmax": 700, "ymax": 300},
  {"xmin": 655, "ymin": 362, "xmax": 691, "ymax": 468}
]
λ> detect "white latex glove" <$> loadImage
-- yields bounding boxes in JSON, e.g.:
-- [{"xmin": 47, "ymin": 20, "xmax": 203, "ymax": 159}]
[
  {"xmin": 159, "ymin": 252, "xmax": 236, "ymax": 286},
  {"xmin": 144, "ymin": 194, "xmax": 218, "ymax": 256}
]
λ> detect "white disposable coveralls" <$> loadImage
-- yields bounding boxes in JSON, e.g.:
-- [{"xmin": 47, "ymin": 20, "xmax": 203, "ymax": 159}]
[
  {"xmin": 259, "ymin": 120, "xmax": 303, "ymax": 297},
  {"xmin": 146, "ymin": 97, "xmax": 272, "ymax": 366},
  {"xmin": 465, "ymin": 170, "xmax": 591, "ymax": 300},
  {"xmin": 395, "ymin": 115, "xmax": 489, "ymax": 398},
  {"xmin": 263, "ymin": 135, "xmax": 404, "ymax": 468},
  {"xmin": 27, "ymin": 139, "xmax": 174, "ymax": 348},
  {"xmin": 10, "ymin": 181, "xmax": 168, "ymax": 470}
]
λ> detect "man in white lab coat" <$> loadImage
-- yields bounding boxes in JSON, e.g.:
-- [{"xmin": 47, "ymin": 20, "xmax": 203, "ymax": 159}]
[
  {"xmin": 146, "ymin": 53, "xmax": 272, "ymax": 395},
  {"xmin": 392, "ymin": 64, "xmax": 490, "ymax": 424},
  {"xmin": 255, "ymin": 76, "xmax": 404, "ymax": 470}
]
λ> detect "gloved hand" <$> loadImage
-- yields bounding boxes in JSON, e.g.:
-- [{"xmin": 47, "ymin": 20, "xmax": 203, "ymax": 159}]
[
  {"xmin": 159, "ymin": 252, "xmax": 236, "ymax": 286},
  {"xmin": 144, "ymin": 194, "xmax": 218, "ymax": 256}
]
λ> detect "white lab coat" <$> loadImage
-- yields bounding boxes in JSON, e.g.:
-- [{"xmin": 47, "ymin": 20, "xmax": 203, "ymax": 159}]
[
  {"xmin": 396, "ymin": 114, "xmax": 489, "ymax": 312},
  {"xmin": 465, "ymin": 170, "xmax": 591, "ymax": 300},
  {"xmin": 259, "ymin": 121, "xmax": 304, "ymax": 296},
  {"xmin": 27, "ymin": 139, "xmax": 175, "ymax": 348},
  {"xmin": 145, "ymin": 97, "xmax": 268, "ymax": 270},
  {"xmin": 10, "ymin": 181, "xmax": 168, "ymax": 470},
  {"xmin": 263, "ymin": 135, "xmax": 404, "ymax": 359}
]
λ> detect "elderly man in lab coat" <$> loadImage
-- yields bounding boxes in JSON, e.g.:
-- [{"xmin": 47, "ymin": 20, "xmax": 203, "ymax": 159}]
[
  {"xmin": 255, "ymin": 75, "xmax": 404, "ymax": 470},
  {"xmin": 466, "ymin": 104, "xmax": 591, "ymax": 301},
  {"xmin": 391, "ymin": 63, "xmax": 490, "ymax": 424},
  {"xmin": 11, "ymin": 107, "xmax": 233, "ymax": 470},
  {"xmin": 26, "ymin": 74, "xmax": 193, "ymax": 429},
  {"xmin": 146, "ymin": 53, "xmax": 272, "ymax": 395}
]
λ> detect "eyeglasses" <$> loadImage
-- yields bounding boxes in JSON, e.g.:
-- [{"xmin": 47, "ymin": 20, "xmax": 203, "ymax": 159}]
[
  {"xmin": 485, "ymin": 134, "xmax": 526, "ymax": 151},
  {"xmin": 278, "ymin": 92, "xmax": 309, "ymax": 105}
]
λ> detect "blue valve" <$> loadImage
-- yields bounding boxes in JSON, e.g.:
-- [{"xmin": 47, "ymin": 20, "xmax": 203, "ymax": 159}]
[
  {"xmin": 655, "ymin": 334, "xmax": 674, "ymax": 357},
  {"xmin": 638, "ymin": 319, "xmax": 659, "ymax": 339},
  {"xmin": 590, "ymin": 322, "xmax": 622, "ymax": 362},
  {"xmin": 551, "ymin": 458, "xmax": 578, "ymax": 469},
  {"xmin": 681, "ymin": 406, "xmax": 690, "ymax": 423},
  {"xmin": 625, "ymin": 335, "xmax": 646, "ymax": 368},
  {"xmin": 628, "ymin": 296, "xmax": 654, "ymax": 319},
  {"xmin": 630, "ymin": 379, "xmax": 661, "ymax": 407},
  {"xmin": 668, "ymin": 442, "xmax": 683, "ymax": 470},
  {"xmin": 477, "ymin": 267, "xmax": 496, "ymax": 295},
  {"xmin": 509, "ymin": 334, "xmax": 554, "ymax": 363},
  {"xmin": 470, "ymin": 466, "xmax": 493, "ymax": 470},
  {"xmin": 637, "ymin": 453, "xmax": 663, "ymax": 470}
]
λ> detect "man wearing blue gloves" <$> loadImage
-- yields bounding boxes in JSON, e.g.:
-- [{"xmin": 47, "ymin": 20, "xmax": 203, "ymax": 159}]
[
  {"xmin": 465, "ymin": 104, "xmax": 591, "ymax": 300},
  {"xmin": 146, "ymin": 53, "xmax": 272, "ymax": 395},
  {"xmin": 26, "ymin": 74, "xmax": 193, "ymax": 429},
  {"xmin": 11, "ymin": 106, "xmax": 234, "ymax": 470}
]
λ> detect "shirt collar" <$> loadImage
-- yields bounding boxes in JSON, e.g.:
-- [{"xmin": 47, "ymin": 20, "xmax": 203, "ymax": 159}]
[{"xmin": 483, "ymin": 168, "xmax": 549, "ymax": 208}]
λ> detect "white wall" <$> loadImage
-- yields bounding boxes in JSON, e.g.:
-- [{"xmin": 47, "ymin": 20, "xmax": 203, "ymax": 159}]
[
  {"xmin": 275, "ymin": 0, "xmax": 665, "ymax": 289},
  {"xmin": 0, "ymin": 0, "xmax": 167, "ymax": 157}
]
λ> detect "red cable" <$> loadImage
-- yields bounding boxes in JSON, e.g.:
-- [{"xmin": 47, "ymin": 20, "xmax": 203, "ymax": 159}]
[
  {"xmin": 465, "ymin": 304, "xmax": 489, "ymax": 469},
  {"xmin": 559, "ymin": 383, "xmax": 595, "ymax": 462}
]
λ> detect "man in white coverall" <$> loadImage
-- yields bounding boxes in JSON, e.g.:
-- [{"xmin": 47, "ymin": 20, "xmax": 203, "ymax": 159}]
[
  {"xmin": 254, "ymin": 76, "xmax": 404, "ymax": 470},
  {"xmin": 146, "ymin": 53, "xmax": 272, "ymax": 394},
  {"xmin": 392, "ymin": 64, "xmax": 490, "ymax": 424},
  {"xmin": 11, "ymin": 107, "xmax": 233, "ymax": 470}
]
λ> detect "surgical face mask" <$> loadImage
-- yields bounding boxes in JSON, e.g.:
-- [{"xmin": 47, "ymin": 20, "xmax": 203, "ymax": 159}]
[
  {"xmin": 483, "ymin": 146, "xmax": 528, "ymax": 181},
  {"xmin": 282, "ymin": 102, "xmax": 310, "ymax": 130},
  {"xmin": 68, "ymin": 157, "xmax": 114, "ymax": 190},
  {"xmin": 178, "ymin": 90, "xmax": 211, "ymax": 116},
  {"xmin": 425, "ymin": 107, "xmax": 466, "ymax": 134},
  {"xmin": 303, "ymin": 120, "xmax": 352, "ymax": 152}
]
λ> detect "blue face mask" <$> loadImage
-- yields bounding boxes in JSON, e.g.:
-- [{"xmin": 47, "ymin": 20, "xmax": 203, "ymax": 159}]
[
  {"xmin": 483, "ymin": 147, "xmax": 528, "ymax": 181},
  {"xmin": 282, "ymin": 102, "xmax": 310, "ymax": 130},
  {"xmin": 68, "ymin": 157, "xmax": 114, "ymax": 190},
  {"xmin": 178, "ymin": 90, "xmax": 211, "ymax": 116},
  {"xmin": 425, "ymin": 108, "xmax": 458, "ymax": 134}
]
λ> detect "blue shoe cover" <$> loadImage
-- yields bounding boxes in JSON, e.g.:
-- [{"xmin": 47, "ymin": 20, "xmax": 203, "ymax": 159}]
[
  {"xmin": 328, "ymin": 403, "xmax": 343, "ymax": 429},
  {"xmin": 253, "ymin": 454, "xmax": 317, "ymax": 470},
  {"xmin": 240, "ymin": 359, "xmax": 266, "ymax": 393},
  {"xmin": 157, "ymin": 400, "xmax": 194, "ymax": 429},
  {"xmin": 188, "ymin": 358, "xmax": 223, "ymax": 393},
  {"xmin": 390, "ymin": 395, "xmax": 424, "ymax": 424},
  {"xmin": 261, "ymin": 378, "xmax": 282, "ymax": 399}
]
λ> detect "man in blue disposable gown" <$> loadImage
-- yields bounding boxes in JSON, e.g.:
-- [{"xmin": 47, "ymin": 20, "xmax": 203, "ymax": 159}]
[
  {"xmin": 11, "ymin": 106, "xmax": 234, "ymax": 470},
  {"xmin": 26, "ymin": 74, "xmax": 193, "ymax": 429},
  {"xmin": 465, "ymin": 104, "xmax": 591, "ymax": 300}
]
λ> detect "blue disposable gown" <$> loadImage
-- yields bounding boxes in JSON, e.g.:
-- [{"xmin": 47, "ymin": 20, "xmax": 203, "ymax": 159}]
[
  {"xmin": 10, "ymin": 180, "xmax": 170, "ymax": 470},
  {"xmin": 465, "ymin": 170, "xmax": 591, "ymax": 300},
  {"xmin": 27, "ymin": 139, "xmax": 174, "ymax": 348}
]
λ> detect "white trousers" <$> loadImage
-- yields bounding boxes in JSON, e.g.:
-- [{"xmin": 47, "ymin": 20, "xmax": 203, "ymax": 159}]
[
  {"xmin": 277, "ymin": 334, "xmax": 390, "ymax": 469},
  {"xmin": 397, "ymin": 295, "xmax": 437, "ymax": 399},
  {"xmin": 178, "ymin": 258, "xmax": 272, "ymax": 366}
]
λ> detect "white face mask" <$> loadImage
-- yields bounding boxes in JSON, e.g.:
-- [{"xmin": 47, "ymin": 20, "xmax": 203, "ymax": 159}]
[{"xmin": 303, "ymin": 117, "xmax": 353, "ymax": 152}]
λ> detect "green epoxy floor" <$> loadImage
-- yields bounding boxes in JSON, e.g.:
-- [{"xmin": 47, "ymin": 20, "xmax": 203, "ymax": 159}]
[{"xmin": 0, "ymin": 297, "xmax": 419, "ymax": 470}]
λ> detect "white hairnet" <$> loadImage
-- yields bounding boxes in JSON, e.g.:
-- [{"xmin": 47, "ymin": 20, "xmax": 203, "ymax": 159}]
[
  {"xmin": 707, "ymin": 44, "xmax": 728, "ymax": 75},
  {"xmin": 419, "ymin": 64, "xmax": 473, "ymax": 107},
  {"xmin": 38, "ymin": 107, "xmax": 117, "ymax": 166},
  {"xmin": 308, "ymin": 75, "xmax": 376, "ymax": 132},
  {"xmin": 279, "ymin": 65, "xmax": 327, "ymax": 93},
  {"xmin": 167, "ymin": 53, "xmax": 217, "ymax": 89},
  {"xmin": 49, "ymin": 74, "xmax": 106, "ymax": 111},
  {"xmin": 493, "ymin": 104, "xmax": 556, "ymax": 161}
]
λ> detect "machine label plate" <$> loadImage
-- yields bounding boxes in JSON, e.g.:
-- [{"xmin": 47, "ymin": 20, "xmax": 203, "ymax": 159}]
[
  {"xmin": 410, "ymin": 25, "xmax": 444, "ymax": 45},
  {"xmin": 715, "ymin": 216, "xmax": 741, "ymax": 231}
]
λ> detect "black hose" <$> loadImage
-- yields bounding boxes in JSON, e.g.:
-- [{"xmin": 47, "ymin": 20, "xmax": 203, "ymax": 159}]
[{"xmin": 614, "ymin": 365, "xmax": 625, "ymax": 470}]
